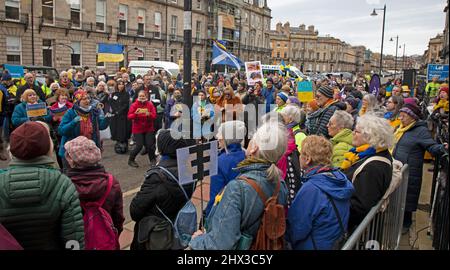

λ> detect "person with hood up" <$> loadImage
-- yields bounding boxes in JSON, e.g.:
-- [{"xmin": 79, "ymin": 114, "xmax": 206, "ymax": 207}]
[
  {"xmin": 216, "ymin": 86, "xmax": 243, "ymax": 122},
  {"xmin": 392, "ymin": 102, "xmax": 448, "ymax": 233},
  {"xmin": 127, "ymin": 90, "xmax": 157, "ymax": 168},
  {"xmin": 208, "ymin": 86, "xmax": 221, "ymax": 105},
  {"xmin": 204, "ymin": 120, "xmax": 246, "ymax": 217},
  {"xmin": 287, "ymin": 135, "xmax": 354, "ymax": 250},
  {"xmin": 130, "ymin": 129, "xmax": 195, "ymax": 250},
  {"xmin": 0, "ymin": 121, "xmax": 84, "ymax": 249},
  {"xmin": 65, "ymin": 135, "xmax": 124, "ymax": 249}
]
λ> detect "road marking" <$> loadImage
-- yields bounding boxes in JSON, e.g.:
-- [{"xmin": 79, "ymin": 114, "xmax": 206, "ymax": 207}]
[{"xmin": 122, "ymin": 187, "xmax": 141, "ymax": 198}]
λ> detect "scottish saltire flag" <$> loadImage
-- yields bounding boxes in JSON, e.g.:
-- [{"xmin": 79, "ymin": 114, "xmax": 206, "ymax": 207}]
[
  {"xmin": 97, "ymin": 43, "xmax": 124, "ymax": 63},
  {"xmin": 212, "ymin": 40, "xmax": 243, "ymax": 69}
]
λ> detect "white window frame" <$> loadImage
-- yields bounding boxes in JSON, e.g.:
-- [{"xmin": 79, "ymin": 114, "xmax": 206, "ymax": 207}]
[
  {"xmin": 137, "ymin": 9, "xmax": 146, "ymax": 37},
  {"xmin": 154, "ymin": 49, "xmax": 160, "ymax": 61},
  {"xmin": 42, "ymin": 0, "xmax": 55, "ymax": 26},
  {"xmin": 5, "ymin": 0, "xmax": 20, "ymax": 21},
  {"xmin": 170, "ymin": 15, "xmax": 177, "ymax": 40},
  {"xmin": 96, "ymin": 0, "xmax": 106, "ymax": 32},
  {"xmin": 154, "ymin": 12, "xmax": 162, "ymax": 39},
  {"xmin": 70, "ymin": 0, "xmax": 82, "ymax": 29},
  {"xmin": 71, "ymin": 41, "xmax": 82, "ymax": 67},
  {"xmin": 119, "ymin": 4, "xmax": 128, "ymax": 35},
  {"xmin": 6, "ymin": 36, "xmax": 22, "ymax": 65},
  {"xmin": 195, "ymin": 20, "xmax": 201, "ymax": 42}
]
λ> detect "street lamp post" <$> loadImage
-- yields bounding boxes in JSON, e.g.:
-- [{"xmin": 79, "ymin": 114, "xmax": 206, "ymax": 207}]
[
  {"xmin": 402, "ymin": 44, "xmax": 406, "ymax": 70},
  {"xmin": 390, "ymin": 36, "xmax": 399, "ymax": 79},
  {"xmin": 371, "ymin": 4, "xmax": 386, "ymax": 76}
]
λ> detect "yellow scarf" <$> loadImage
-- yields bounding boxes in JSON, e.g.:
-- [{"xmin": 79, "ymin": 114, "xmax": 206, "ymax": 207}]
[
  {"xmin": 341, "ymin": 144, "xmax": 371, "ymax": 170},
  {"xmin": 394, "ymin": 122, "xmax": 415, "ymax": 145},
  {"xmin": 433, "ymin": 99, "xmax": 449, "ymax": 112}
]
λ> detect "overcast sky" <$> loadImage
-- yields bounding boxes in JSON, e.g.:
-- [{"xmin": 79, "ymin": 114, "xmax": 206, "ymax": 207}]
[{"xmin": 266, "ymin": 0, "xmax": 447, "ymax": 56}]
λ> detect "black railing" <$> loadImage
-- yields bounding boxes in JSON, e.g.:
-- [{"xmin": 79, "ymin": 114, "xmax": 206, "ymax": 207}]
[
  {"xmin": 0, "ymin": 11, "xmax": 29, "ymax": 31},
  {"xmin": 38, "ymin": 16, "xmax": 113, "ymax": 39}
]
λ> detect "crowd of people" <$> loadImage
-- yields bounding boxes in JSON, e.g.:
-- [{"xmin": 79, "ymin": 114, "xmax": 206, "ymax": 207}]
[{"xmin": 0, "ymin": 64, "xmax": 448, "ymax": 250}]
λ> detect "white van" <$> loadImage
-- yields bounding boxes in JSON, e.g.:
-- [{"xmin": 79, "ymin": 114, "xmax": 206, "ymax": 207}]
[{"xmin": 128, "ymin": 61, "xmax": 180, "ymax": 78}]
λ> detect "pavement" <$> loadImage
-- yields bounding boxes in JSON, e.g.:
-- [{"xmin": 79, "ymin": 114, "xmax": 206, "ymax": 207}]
[{"xmin": 398, "ymin": 162, "xmax": 435, "ymax": 250}]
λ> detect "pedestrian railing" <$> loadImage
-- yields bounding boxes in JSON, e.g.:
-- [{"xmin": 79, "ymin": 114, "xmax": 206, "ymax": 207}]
[{"xmin": 341, "ymin": 164, "xmax": 409, "ymax": 250}]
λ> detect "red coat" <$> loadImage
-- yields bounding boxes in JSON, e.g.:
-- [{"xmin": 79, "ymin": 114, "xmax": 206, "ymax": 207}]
[{"xmin": 128, "ymin": 100, "xmax": 157, "ymax": 134}]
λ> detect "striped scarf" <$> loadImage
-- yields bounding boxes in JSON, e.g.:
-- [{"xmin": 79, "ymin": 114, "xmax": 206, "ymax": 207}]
[{"xmin": 341, "ymin": 144, "xmax": 385, "ymax": 170}]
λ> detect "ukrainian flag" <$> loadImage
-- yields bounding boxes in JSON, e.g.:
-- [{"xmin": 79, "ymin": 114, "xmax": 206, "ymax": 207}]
[{"xmin": 97, "ymin": 43, "xmax": 124, "ymax": 63}]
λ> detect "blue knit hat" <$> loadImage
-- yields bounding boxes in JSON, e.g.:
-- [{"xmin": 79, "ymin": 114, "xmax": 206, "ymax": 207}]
[{"xmin": 277, "ymin": 92, "xmax": 289, "ymax": 103}]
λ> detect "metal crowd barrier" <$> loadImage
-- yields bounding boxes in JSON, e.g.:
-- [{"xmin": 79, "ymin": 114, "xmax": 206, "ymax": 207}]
[{"xmin": 342, "ymin": 165, "xmax": 409, "ymax": 250}]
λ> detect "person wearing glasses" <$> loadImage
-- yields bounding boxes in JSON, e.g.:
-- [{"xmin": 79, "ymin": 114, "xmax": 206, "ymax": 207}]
[
  {"xmin": 341, "ymin": 114, "xmax": 394, "ymax": 231},
  {"xmin": 384, "ymin": 95, "xmax": 404, "ymax": 131},
  {"xmin": 307, "ymin": 85, "xmax": 341, "ymax": 138}
]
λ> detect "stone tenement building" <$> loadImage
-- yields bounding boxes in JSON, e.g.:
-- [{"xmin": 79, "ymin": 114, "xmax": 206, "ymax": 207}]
[
  {"xmin": 269, "ymin": 22, "xmax": 365, "ymax": 73},
  {"xmin": 0, "ymin": 0, "xmax": 272, "ymax": 74}
]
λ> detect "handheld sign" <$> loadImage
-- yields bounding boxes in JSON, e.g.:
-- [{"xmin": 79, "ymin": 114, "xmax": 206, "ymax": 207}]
[
  {"xmin": 297, "ymin": 81, "xmax": 314, "ymax": 103},
  {"xmin": 26, "ymin": 103, "xmax": 47, "ymax": 118},
  {"xmin": 245, "ymin": 61, "xmax": 263, "ymax": 86},
  {"xmin": 176, "ymin": 140, "xmax": 218, "ymax": 185}
]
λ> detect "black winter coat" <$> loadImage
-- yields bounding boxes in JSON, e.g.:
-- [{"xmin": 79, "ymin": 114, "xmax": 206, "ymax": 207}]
[
  {"xmin": 393, "ymin": 121, "xmax": 445, "ymax": 212},
  {"xmin": 344, "ymin": 150, "xmax": 393, "ymax": 231},
  {"xmin": 129, "ymin": 158, "xmax": 195, "ymax": 250},
  {"xmin": 110, "ymin": 91, "xmax": 131, "ymax": 142}
]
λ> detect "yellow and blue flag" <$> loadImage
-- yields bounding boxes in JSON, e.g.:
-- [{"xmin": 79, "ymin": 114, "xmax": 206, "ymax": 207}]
[{"xmin": 97, "ymin": 43, "xmax": 124, "ymax": 63}]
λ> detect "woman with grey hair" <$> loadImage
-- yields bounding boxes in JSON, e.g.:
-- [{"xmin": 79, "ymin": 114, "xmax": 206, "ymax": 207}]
[
  {"xmin": 359, "ymin": 94, "xmax": 384, "ymax": 117},
  {"xmin": 189, "ymin": 122, "xmax": 288, "ymax": 250},
  {"xmin": 204, "ymin": 120, "xmax": 246, "ymax": 217},
  {"xmin": 341, "ymin": 114, "xmax": 394, "ymax": 230},
  {"xmin": 327, "ymin": 110, "xmax": 354, "ymax": 167}
]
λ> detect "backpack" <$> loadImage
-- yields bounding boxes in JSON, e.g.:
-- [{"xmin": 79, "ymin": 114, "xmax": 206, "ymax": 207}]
[
  {"xmin": 152, "ymin": 166, "xmax": 197, "ymax": 249},
  {"xmin": 81, "ymin": 174, "xmax": 119, "ymax": 250},
  {"xmin": 240, "ymin": 176, "xmax": 286, "ymax": 250},
  {"xmin": 285, "ymin": 149, "xmax": 302, "ymax": 207},
  {"xmin": 0, "ymin": 223, "xmax": 23, "ymax": 250}
]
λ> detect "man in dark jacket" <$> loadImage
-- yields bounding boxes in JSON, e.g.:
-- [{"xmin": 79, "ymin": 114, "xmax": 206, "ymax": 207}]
[
  {"xmin": 309, "ymin": 85, "xmax": 340, "ymax": 138},
  {"xmin": 15, "ymin": 73, "xmax": 45, "ymax": 103},
  {"xmin": 261, "ymin": 78, "xmax": 277, "ymax": 113},
  {"xmin": 130, "ymin": 129, "xmax": 194, "ymax": 250},
  {"xmin": 0, "ymin": 121, "xmax": 84, "ymax": 249}
]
